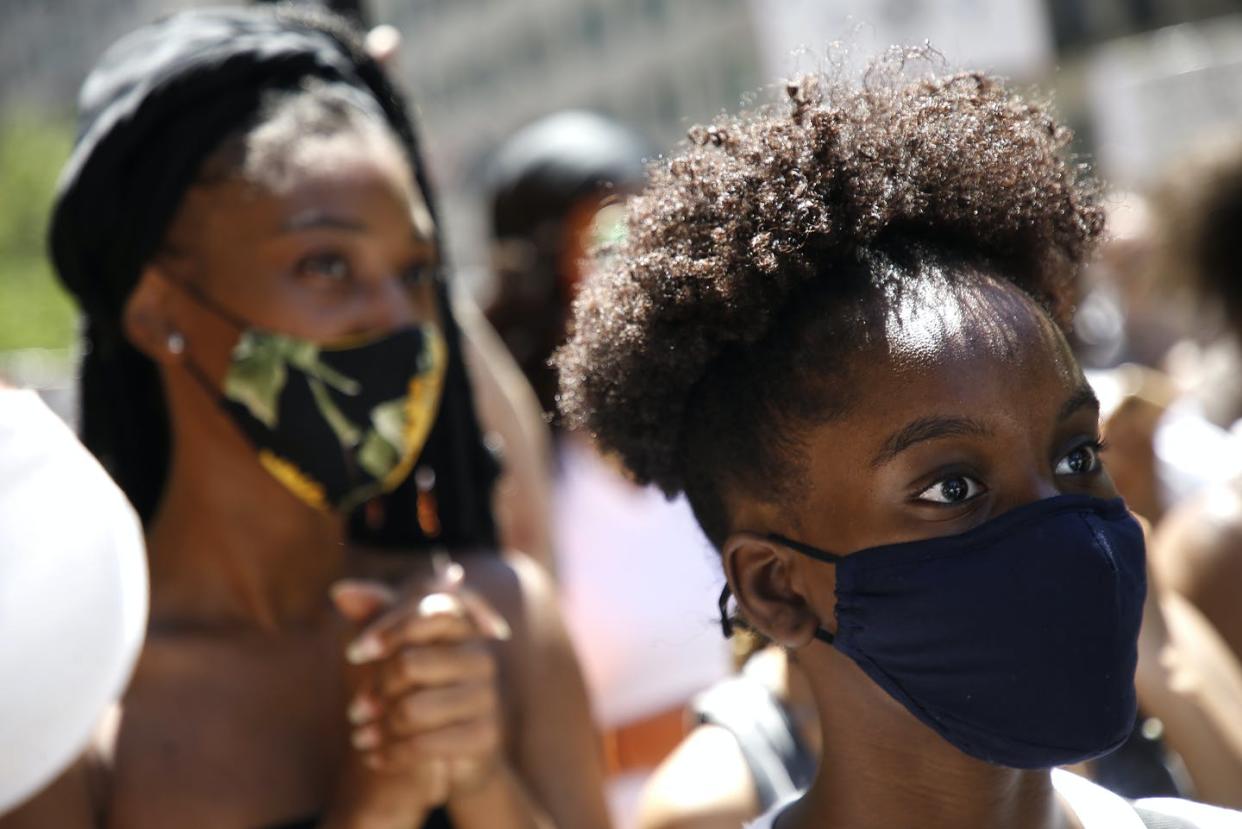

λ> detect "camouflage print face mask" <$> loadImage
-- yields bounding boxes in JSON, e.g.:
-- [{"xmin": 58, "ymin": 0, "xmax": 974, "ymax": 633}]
[
  {"xmin": 165, "ymin": 276, "xmax": 447, "ymax": 512},
  {"xmin": 220, "ymin": 324, "xmax": 447, "ymax": 512}
]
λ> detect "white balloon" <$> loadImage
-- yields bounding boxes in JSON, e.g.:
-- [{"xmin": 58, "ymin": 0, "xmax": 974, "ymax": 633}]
[{"xmin": 0, "ymin": 390, "xmax": 148, "ymax": 815}]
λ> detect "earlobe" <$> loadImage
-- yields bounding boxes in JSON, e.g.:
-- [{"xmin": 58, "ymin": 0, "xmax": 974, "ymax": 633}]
[
  {"xmin": 722, "ymin": 532, "xmax": 824, "ymax": 648},
  {"xmin": 123, "ymin": 264, "xmax": 180, "ymax": 365}
]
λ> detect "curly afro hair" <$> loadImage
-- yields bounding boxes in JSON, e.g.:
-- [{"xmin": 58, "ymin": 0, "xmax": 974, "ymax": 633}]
[{"xmin": 555, "ymin": 60, "xmax": 1103, "ymax": 545}]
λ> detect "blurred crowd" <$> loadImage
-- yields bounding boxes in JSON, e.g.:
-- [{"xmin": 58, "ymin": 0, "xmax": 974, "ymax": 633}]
[{"xmin": 2, "ymin": 1, "xmax": 1242, "ymax": 828}]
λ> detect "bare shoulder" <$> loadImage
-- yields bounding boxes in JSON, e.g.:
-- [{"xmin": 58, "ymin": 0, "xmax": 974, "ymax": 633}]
[{"xmin": 637, "ymin": 724, "xmax": 759, "ymax": 829}]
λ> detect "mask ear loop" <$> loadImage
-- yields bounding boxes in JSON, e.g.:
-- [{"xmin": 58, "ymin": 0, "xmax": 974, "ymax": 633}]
[
  {"xmin": 155, "ymin": 267, "xmax": 255, "ymax": 332},
  {"xmin": 718, "ymin": 533, "xmax": 844, "ymax": 645}
]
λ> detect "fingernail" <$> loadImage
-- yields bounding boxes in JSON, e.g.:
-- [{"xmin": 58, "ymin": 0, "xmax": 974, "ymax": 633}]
[
  {"xmin": 419, "ymin": 592, "xmax": 460, "ymax": 617},
  {"xmin": 363, "ymin": 753, "xmax": 384, "ymax": 771},
  {"xmin": 348, "ymin": 697, "xmax": 376, "ymax": 725},
  {"xmin": 346, "ymin": 636, "xmax": 383, "ymax": 664},
  {"xmin": 352, "ymin": 727, "xmax": 381, "ymax": 750},
  {"xmin": 444, "ymin": 562, "xmax": 464, "ymax": 586},
  {"xmin": 491, "ymin": 616, "xmax": 512, "ymax": 641}
]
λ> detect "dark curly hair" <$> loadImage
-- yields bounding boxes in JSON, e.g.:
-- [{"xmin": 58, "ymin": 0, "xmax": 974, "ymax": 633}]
[{"xmin": 555, "ymin": 61, "xmax": 1104, "ymax": 545}]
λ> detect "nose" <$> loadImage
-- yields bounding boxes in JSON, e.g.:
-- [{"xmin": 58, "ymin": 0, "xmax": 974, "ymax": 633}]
[
  {"xmin": 359, "ymin": 272, "xmax": 418, "ymax": 333},
  {"xmin": 1003, "ymin": 474, "xmax": 1062, "ymax": 514}
]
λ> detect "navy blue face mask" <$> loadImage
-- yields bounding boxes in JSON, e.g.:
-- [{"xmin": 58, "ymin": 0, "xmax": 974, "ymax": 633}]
[{"xmin": 719, "ymin": 494, "xmax": 1147, "ymax": 769}]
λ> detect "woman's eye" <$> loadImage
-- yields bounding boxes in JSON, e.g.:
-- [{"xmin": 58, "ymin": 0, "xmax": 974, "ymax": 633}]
[
  {"xmin": 1056, "ymin": 442, "xmax": 1104, "ymax": 476},
  {"xmin": 296, "ymin": 252, "xmax": 351, "ymax": 283},
  {"xmin": 916, "ymin": 475, "xmax": 985, "ymax": 505}
]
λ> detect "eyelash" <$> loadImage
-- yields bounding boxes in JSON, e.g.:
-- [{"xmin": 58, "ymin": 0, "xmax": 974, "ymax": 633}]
[
  {"xmin": 1055, "ymin": 438, "xmax": 1108, "ymax": 477},
  {"xmin": 295, "ymin": 251, "xmax": 351, "ymax": 283},
  {"xmin": 914, "ymin": 438, "xmax": 1109, "ymax": 506},
  {"xmin": 294, "ymin": 253, "xmax": 437, "ymax": 288}
]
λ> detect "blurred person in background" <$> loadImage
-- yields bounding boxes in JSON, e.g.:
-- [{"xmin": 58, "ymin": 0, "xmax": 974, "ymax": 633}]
[
  {"xmin": 1, "ymin": 7, "xmax": 610, "ymax": 829},
  {"xmin": 482, "ymin": 110, "xmax": 731, "ymax": 829},
  {"xmin": 556, "ymin": 57, "xmax": 1242, "ymax": 828},
  {"xmin": 1074, "ymin": 191, "xmax": 1242, "ymax": 527},
  {"xmin": 1150, "ymin": 135, "xmax": 1242, "ymax": 668},
  {"xmin": 0, "ymin": 378, "xmax": 147, "ymax": 819}
]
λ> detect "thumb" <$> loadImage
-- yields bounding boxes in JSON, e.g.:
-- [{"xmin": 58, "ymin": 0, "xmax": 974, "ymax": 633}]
[{"xmin": 330, "ymin": 580, "xmax": 396, "ymax": 623}]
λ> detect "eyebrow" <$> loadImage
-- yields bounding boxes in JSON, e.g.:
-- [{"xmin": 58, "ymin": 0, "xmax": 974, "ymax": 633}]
[
  {"xmin": 280, "ymin": 212, "xmax": 439, "ymax": 255},
  {"xmin": 1058, "ymin": 382, "xmax": 1100, "ymax": 422},
  {"xmin": 871, "ymin": 415, "xmax": 992, "ymax": 468},
  {"xmin": 869, "ymin": 382, "xmax": 1102, "ymax": 469},
  {"xmin": 281, "ymin": 211, "xmax": 367, "ymax": 233}
]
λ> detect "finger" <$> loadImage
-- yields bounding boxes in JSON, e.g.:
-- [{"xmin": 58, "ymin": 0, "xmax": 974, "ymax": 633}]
[
  {"xmin": 407, "ymin": 718, "xmax": 502, "ymax": 760},
  {"xmin": 386, "ymin": 682, "xmax": 498, "ymax": 736},
  {"xmin": 347, "ymin": 592, "xmax": 474, "ymax": 664},
  {"xmin": 348, "ymin": 643, "xmax": 495, "ymax": 725},
  {"xmin": 377, "ymin": 642, "xmax": 497, "ymax": 698},
  {"xmin": 456, "ymin": 586, "xmax": 512, "ymax": 642},
  {"xmin": 330, "ymin": 580, "xmax": 396, "ymax": 624},
  {"xmin": 366, "ymin": 718, "xmax": 501, "ymax": 766},
  {"xmin": 425, "ymin": 759, "xmax": 451, "ymax": 804},
  {"xmin": 431, "ymin": 557, "xmax": 510, "ymax": 642},
  {"xmin": 353, "ymin": 682, "xmax": 496, "ymax": 745},
  {"xmin": 433, "ymin": 557, "xmax": 465, "ymax": 591}
]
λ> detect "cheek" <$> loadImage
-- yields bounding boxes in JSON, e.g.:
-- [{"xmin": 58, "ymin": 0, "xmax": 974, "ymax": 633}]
[
  {"xmin": 798, "ymin": 558, "xmax": 840, "ymax": 624},
  {"xmin": 168, "ymin": 292, "xmax": 243, "ymax": 387}
]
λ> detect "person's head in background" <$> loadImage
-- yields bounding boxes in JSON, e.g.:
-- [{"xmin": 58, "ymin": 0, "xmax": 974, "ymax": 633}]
[
  {"xmin": 557, "ymin": 58, "xmax": 1150, "ymax": 823},
  {"xmin": 1147, "ymin": 133, "xmax": 1242, "ymax": 429},
  {"xmin": 1072, "ymin": 192, "xmax": 1171, "ymax": 369},
  {"xmin": 483, "ymin": 111, "xmax": 648, "ymax": 416}
]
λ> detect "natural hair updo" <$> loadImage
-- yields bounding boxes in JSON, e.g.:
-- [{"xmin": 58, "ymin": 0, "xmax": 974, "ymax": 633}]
[{"xmin": 554, "ymin": 59, "xmax": 1104, "ymax": 545}]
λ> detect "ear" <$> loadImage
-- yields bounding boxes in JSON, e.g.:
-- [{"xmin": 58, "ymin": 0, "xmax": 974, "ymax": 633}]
[
  {"xmin": 722, "ymin": 533, "xmax": 823, "ymax": 648},
  {"xmin": 123, "ymin": 264, "xmax": 180, "ymax": 366}
]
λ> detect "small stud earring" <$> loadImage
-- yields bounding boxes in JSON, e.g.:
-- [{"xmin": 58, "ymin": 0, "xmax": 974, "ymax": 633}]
[{"xmin": 166, "ymin": 331, "xmax": 185, "ymax": 355}]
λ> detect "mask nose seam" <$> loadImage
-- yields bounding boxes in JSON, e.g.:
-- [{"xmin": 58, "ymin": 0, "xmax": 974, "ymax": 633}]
[{"xmin": 1082, "ymin": 513, "xmax": 1119, "ymax": 573}]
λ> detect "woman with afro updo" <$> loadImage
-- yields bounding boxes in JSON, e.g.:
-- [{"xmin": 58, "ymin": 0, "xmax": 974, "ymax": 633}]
[{"xmin": 555, "ymin": 58, "xmax": 1242, "ymax": 829}]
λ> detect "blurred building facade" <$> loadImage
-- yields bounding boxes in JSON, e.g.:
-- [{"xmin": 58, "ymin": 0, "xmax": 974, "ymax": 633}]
[
  {"xmin": 2, "ymin": 0, "xmax": 1242, "ymax": 278},
  {"xmin": 0, "ymin": 0, "xmax": 208, "ymax": 113},
  {"xmin": 373, "ymin": 0, "xmax": 761, "ymax": 273}
]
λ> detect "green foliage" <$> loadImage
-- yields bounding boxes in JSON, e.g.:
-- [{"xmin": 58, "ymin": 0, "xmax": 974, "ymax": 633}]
[{"xmin": 0, "ymin": 113, "xmax": 76, "ymax": 352}]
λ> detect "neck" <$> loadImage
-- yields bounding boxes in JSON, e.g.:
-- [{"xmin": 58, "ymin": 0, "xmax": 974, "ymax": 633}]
[
  {"xmin": 148, "ymin": 377, "xmax": 347, "ymax": 633},
  {"xmin": 786, "ymin": 647, "xmax": 1078, "ymax": 829}
]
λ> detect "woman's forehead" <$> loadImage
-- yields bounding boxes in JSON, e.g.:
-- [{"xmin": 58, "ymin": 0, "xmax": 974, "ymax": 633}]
[
  {"xmin": 875, "ymin": 273, "xmax": 1068, "ymax": 372},
  {"xmin": 815, "ymin": 274, "xmax": 1085, "ymax": 448},
  {"xmin": 168, "ymin": 135, "xmax": 435, "ymax": 250}
]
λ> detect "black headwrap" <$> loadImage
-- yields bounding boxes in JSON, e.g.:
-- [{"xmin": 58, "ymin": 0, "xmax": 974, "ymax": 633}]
[{"xmin": 49, "ymin": 6, "xmax": 498, "ymax": 553}]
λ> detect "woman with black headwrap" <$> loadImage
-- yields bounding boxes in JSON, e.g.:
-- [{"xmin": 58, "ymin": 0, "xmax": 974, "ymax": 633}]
[{"xmin": 3, "ymin": 6, "xmax": 609, "ymax": 829}]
